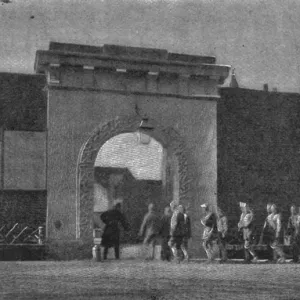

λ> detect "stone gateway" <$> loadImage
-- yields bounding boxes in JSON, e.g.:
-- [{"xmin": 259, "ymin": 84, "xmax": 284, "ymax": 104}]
[{"xmin": 33, "ymin": 42, "xmax": 230, "ymax": 259}]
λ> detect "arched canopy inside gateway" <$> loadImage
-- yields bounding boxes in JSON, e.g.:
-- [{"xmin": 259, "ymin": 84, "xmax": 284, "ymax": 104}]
[{"xmin": 93, "ymin": 132, "xmax": 169, "ymax": 243}]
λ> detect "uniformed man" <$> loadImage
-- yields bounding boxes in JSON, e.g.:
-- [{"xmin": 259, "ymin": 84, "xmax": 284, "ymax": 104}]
[
  {"xmin": 201, "ymin": 203, "xmax": 219, "ymax": 262},
  {"xmin": 264, "ymin": 204, "xmax": 286, "ymax": 263},
  {"xmin": 287, "ymin": 205, "xmax": 300, "ymax": 263},
  {"xmin": 238, "ymin": 202, "xmax": 258, "ymax": 263},
  {"xmin": 217, "ymin": 207, "xmax": 228, "ymax": 263},
  {"xmin": 260, "ymin": 203, "xmax": 276, "ymax": 262},
  {"xmin": 182, "ymin": 205, "xmax": 191, "ymax": 262}
]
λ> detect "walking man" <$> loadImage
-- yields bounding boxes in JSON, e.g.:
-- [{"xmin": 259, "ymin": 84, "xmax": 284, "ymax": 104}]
[
  {"xmin": 265, "ymin": 204, "xmax": 286, "ymax": 263},
  {"xmin": 168, "ymin": 203, "xmax": 186, "ymax": 263},
  {"xmin": 238, "ymin": 202, "xmax": 258, "ymax": 263},
  {"xmin": 182, "ymin": 205, "xmax": 191, "ymax": 262},
  {"xmin": 287, "ymin": 205, "xmax": 300, "ymax": 263},
  {"xmin": 217, "ymin": 207, "xmax": 228, "ymax": 263},
  {"xmin": 159, "ymin": 205, "xmax": 172, "ymax": 261},
  {"xmin": 101, "ymin": 203, "xmax": 129, "ymax": 260},
  {"xmin": 201, "ymin": 203, "xmax": 219, "ymax": 263},
  {"xmin": 260, "ymin": 203, "xmax": 277, "ymax": 262},
  {"xmin": 139, "ymin": 203, "xmax": 161, "ymax": 260}
]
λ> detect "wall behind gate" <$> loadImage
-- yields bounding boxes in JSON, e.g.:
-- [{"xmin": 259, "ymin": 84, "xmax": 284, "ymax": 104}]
[
  {"xmin": 0, "ymin": 190, "xmax": 47, "ymax": 229},
  {"xmin": 218, "ymin": 87, "xmax": 300, "ymax": 236}
]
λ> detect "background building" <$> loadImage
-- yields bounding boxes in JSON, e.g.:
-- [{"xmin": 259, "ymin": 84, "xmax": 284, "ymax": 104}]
[
  {"xmin": 0, "ymin": 73, "xmax": 47, "ymax": 230},
  {"xmin": 218, "ymin": 87, "xmax": 300, "ymax": 240}
]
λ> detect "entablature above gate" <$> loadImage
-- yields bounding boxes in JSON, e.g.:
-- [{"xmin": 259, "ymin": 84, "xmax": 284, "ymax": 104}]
[{"xmin": 34, "ymin": 42, "xmax": 231, "ymax": 98}]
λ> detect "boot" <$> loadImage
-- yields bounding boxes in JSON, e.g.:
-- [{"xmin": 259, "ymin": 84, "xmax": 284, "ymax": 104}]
[{"xmin": 244, "ymin": 249, "xmax": 251, "ymax": 263}]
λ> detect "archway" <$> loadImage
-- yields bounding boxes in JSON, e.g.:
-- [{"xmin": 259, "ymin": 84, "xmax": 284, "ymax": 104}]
[
  {"xmin": 76, "ymin": 115, "xmax": 196, "ymax": 242},
  {"xmin": 93, "ymin": 132, "xmax": 167, "ymax": 244}
]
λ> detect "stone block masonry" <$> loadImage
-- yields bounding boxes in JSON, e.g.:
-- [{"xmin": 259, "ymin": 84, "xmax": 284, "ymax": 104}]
[
  {"xmin": 34, "ymin": 42, "xmax": 230, "ymax": 259},
  {"xmin": 0, "ymin": 190, "xmax": 47, "ymax": 229}
]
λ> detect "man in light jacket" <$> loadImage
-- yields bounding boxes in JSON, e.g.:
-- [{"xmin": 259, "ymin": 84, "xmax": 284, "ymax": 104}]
[
  {"xmin": 238, "ymin": 202, "xmax": 258, "ymax": 263},
  {"xmin": 139, "ymin": 203, "xmax": 161, "ymax": 260}
]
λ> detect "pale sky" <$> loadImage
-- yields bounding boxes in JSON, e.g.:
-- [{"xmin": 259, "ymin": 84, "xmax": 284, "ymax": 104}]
[
  {"xmin": 1, "ymin": 0, "xmax": 300, "ymax": 92},
  {"xmin": 95, "ymin": 133, "xmax": 163, "ymax": 180}
]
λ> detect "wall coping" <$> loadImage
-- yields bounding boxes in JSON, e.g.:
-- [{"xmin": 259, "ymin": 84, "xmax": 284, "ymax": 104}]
[{"xmin": 34, "ymin": 43, "xmax": 230, "ymax": 83}]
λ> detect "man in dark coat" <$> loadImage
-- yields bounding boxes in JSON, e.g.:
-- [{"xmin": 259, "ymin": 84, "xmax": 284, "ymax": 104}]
[
  {"xmin": 101, "ymin": 203, "xmax": 129, "ymax": 260},
  {"xmin": 169, "ymin": 203, "xmax": 186, "ymax": 263},
  {"xmin": 159, "ymin": 205, "xmax": 172, "ymax": 261},
  {"xmin": 139, "ymin": 203, "xmax": 161, "ymax": 260},
  {"xmin": 217, "ymin": 207, "xmax": 228, "ymax": 263}
]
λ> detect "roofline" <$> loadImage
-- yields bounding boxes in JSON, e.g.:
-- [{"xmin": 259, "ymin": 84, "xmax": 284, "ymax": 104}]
[
  {"xmin": 35, "ymin": 49, "xmax": 224, "ymax": 70},
  {"xmin": 220, "ymin": 86, "xmax": 300, "ymax": 97}
]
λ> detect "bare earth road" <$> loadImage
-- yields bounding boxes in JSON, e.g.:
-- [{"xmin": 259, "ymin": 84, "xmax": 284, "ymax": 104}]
[{"xmin": 0, "ymin": 260, "xmax": 300, "ymax": 300}]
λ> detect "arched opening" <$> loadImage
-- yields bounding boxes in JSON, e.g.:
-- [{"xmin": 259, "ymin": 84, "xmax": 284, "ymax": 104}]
[
  {"xmin": 93, "ymin": 132, "xmax": 169, "ymax": 244},
  {"xmin": 76, "ymin": 116, "xmax": 196, "ymax": 245}
]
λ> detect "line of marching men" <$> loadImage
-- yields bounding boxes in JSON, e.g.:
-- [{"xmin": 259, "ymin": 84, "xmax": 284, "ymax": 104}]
[
  {"xmin": 100, "ymin": 201, "xmax": 300, "ymax": 263},
  {"xmin": 201, "ymin": 202, "xmax": 300, "ymax": 264}
]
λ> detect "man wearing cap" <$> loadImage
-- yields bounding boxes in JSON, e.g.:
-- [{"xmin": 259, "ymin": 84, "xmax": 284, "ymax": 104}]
[
  {"xmin": 201, "ymin": 203, "xmax": 219, "ymax": 262},
  {"xmin": 264, "ymin": 204, "xmax": 286, "ymax": 263},
  {"xmin": 287, "ymin": 204, "xmax": 300, "ymax": 263},
  {"xmin": 238, "ymin": 202, "xmax": 258, "ymax": 263},
  {"xmin": 139, "ymin": 203, "xmax": 161, "ymax": 260},
  {"xmin": 260, "ymin": 203, "xmax": 277, "ymax": 262}
]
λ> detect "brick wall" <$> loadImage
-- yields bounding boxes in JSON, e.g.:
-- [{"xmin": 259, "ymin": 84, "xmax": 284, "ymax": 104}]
[
  {"xmin": 218, "ymin": 88, "xmax": 300, "ymax": 238},
  {"xmin": 3, "ymin": 131, "xmax": 46, "ymax": 190},
  {"xmin": 0, "ymin": 73, "xmax": 46, "ymax": 131},
  {"xmin": 0, "ymin": 190, "xmax": 47, "ymax": 229}
]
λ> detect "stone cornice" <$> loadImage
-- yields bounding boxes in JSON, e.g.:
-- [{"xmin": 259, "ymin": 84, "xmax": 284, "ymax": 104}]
[
  {"xmin": 35, "ymin": 47, "xmax": 230, "ymax": 83},
  {"xmin": 46, "ymin": 84, "xmax": 220, "ymax": 101}
]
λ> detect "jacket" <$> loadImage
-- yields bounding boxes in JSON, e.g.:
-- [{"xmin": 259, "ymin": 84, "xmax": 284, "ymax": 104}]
[{"xmin": 139, "ymin": 211, "xmax": 161, "ymax": 238}]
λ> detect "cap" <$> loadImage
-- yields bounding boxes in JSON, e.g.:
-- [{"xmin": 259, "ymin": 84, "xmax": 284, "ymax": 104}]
[
  {"xmin": 200, "ymin": 204, "xmax": 207, "ymax": 208},
  {"xmin": 170, "ymin": 201, "xmax": 177, "ymax": 210}
]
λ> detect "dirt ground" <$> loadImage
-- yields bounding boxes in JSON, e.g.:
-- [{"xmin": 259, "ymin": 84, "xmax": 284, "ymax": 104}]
[{"xmin": 1, "ymin": 259, "xmax": 300, "ymax": 300}]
